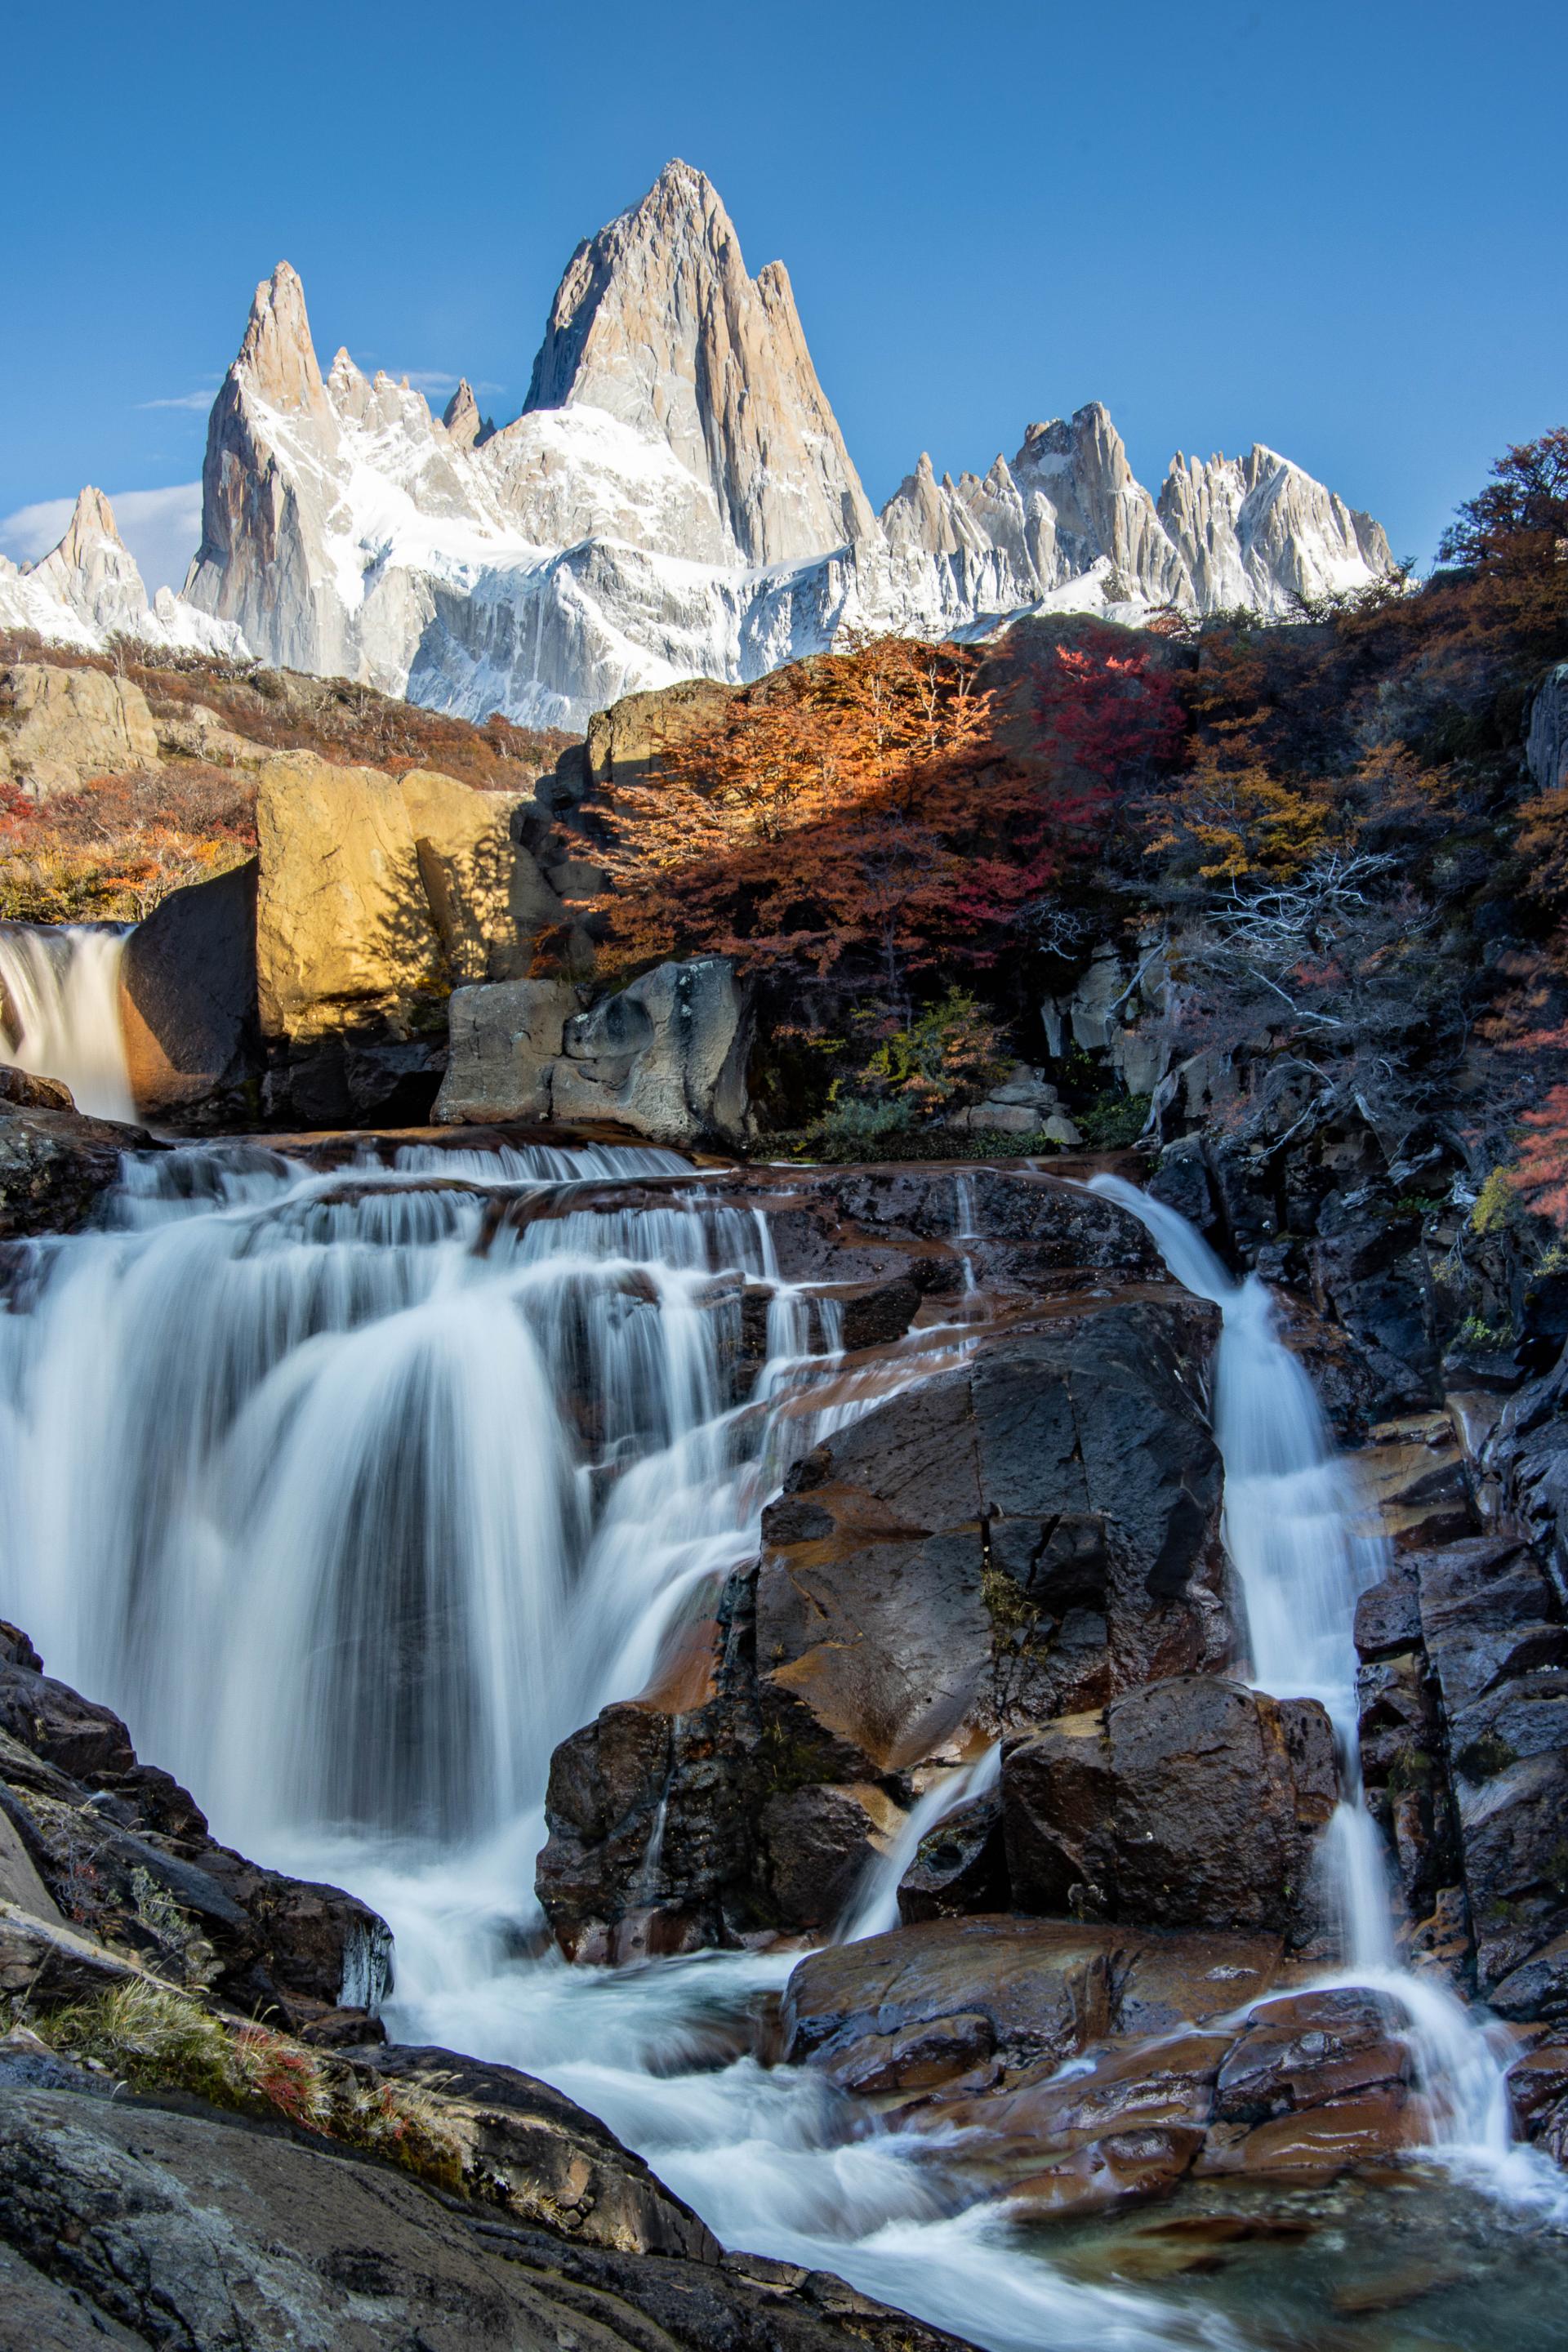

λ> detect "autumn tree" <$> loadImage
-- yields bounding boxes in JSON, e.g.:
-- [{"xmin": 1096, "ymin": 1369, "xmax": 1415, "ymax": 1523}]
[{"xmin": 1438, "ymin": 427, "xmax": 1568, "ymax": 572}]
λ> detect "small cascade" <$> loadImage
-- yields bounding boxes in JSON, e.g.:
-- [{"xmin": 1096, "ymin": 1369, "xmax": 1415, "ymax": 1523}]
[
  {"xmin": 839, "ymin": 1743, "xmax": 1000, "ymax": 1944},
  {"xmin": 1089, "ymin": 1174, "xmax": 1555, "ymax": 2201},
  {"xmin": 0, "ymin": 922, "xmax": 136, "ymax": 1124}
]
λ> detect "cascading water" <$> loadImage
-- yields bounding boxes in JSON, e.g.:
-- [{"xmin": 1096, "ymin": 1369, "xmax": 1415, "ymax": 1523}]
[
  {"xmin": 0, "ymin": 921, "xmax": 136, "ymax": 1124},
  {"xmin": 1089, "ymin": 1174, "xmax": 1564, "ymax": 2207},
  {"xmin": 3, "ymin": 1138, "xmax": 1563, "ymax": 2349}
]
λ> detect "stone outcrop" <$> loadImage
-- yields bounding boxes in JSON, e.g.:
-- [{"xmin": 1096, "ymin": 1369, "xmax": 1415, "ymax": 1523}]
[
  {"xmin": 0, "ymin": 661, "xmax": 160, "ymax": 798},
  {"xmin": 120, "ymin": 860, "xmax": 261, "ymax": 1122},
  {"xmin": 253, "ymin": 753, "xmax": 565, "ymax": 1122},
  {"xmin": 776, "ymin": 1920, "xmax": 1421, "ymax": 2214},
  {"xmin": 0, "ymin": 1625, "xmax": 388, "ymax": 2033},
  {"xmin": 0, "ymin": 2084, "xmax": 962, "ymax": 2352},
  {"xmin": 535, "ymin": 1168, "xmax": 1236, "ymax": 1958},
  {"xmin": 1356, "ymin": 1536, "xmax": 1568, "ymax": 2016},
  {"xmin": 0, "ymin": 1100, "xmax": 151, "ymax": 1239},
  {"xmin": 438, "ymin": 956, "xmax": 753, "ymax": 1145},
  {"xmin": 1002, "ymin": 1676, "xmax": 1338, "ymax": 1944}
]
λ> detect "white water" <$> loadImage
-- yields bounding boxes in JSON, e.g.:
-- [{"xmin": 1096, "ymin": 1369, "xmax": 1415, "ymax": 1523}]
[
  {"xmin": 839, "ymin": 1742, "xmax": 1000, "ymax": 1944},
  {"xmin": 1, "ymin": 1138, "xmax": 1250, "ymax": 2352},
  {"xmin": 0, "ymin": 923, "xmax": 136, "ymax": 1123},
  {"xmin": 1089, "ymin": 1174, "xmax": 1565, "ymax": 2213},
  {"xmin": 2, "ymin": 1141, "xmax": 1560, "ymax": 2347}
]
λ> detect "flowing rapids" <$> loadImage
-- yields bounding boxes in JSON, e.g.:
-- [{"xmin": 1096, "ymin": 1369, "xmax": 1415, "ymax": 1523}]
[
  {"xmin": 1091, "ymin": 1174, "xmax": 1567, "ymax": 2215},
  {"xmin": 2, "ymin": 1140, "xmax": 1563, "ymax": 2347},
  {"xmin": 0, "ymin": 922, "xmax": 136, "ymax": 1124}
]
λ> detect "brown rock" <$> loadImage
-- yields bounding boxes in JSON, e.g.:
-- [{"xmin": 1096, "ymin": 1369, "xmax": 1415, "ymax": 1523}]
[{"xmin": 1005, "ymin": 2126, "xmax": 1205, "ymax": 2221}]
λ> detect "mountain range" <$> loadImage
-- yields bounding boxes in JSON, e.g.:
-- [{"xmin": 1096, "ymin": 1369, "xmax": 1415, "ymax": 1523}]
[{"xmin": 2, "ymin": 161, "xmax": 1396, "ymax": 726}]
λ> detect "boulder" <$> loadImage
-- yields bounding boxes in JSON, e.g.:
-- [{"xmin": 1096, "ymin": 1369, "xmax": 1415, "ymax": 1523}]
[
  {"xmin": 0, "ymin": 1102, "xmax": 150, "ymax": 1240},
  {"xmin": 119, "ymin": 860, "xmax": 260, "ymax": 1120},
  {"xmin": 552, "ymin": 957, "xmax": 752, "ymax": 1146},
  {"xmin": 781, "ymin": 1916, "xmax": 1282, "ymax": 2076},
  {"xmin": 0, "ymin": 2087, "xmax": 963, "ymax": 2352},
  {"xmin": 434, "ymin": 978, "xmax": 581, "ymax": 1122},
  {"xmin": 897, "ymin": 1785, "xmax": 1009, "ymax": 1924},
  {"xmin": 585, "ymin": 677, "xmax": 737, "ymax": 788},
  {"xmin": 537, "ymin": 1290, "xmax": 1231, "ymax": 1953},
  {"xmin": 1003, "ymin": 1675, "xmax": 1339, "ymax": 1944},
  {"xmin": 437, "ymin": 957, "xmax": 752, "ymax": 1145},
  {"xmin": 0, "ymin": 1644, "xmax": 390, "ymax": 2029},
  {"xmin": 252, "ymin": 753, "xmax": 570, "ymax": 1121},
  {"xmin": 0, "ymin": 662, "xmax": 159, "ymax": 798}
]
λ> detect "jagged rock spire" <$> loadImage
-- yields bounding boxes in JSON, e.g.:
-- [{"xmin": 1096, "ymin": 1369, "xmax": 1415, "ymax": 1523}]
[
  {"xmin": 237, "ymin": 261, "xmax": 327, "ymax": 416},
  {"xmin": 523, "ymin": 158, "xmax": 875, "ymax": 565},
  {"xmin": 443, "ymin": 379, "xmax": 483, "ymax": 448}
]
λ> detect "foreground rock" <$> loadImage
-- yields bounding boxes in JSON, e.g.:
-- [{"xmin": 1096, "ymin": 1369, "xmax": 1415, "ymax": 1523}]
[
  {"xmin": 0, "ymin": 1625, "xmax": 387, "ymax": 2033},
  {"xmin": 1003, "ymin": 1675, "xmax": 1337, "ymax": 1944},
  {"xmin": 0, "ymin": 2086, "xmax": 961, "ymax": 2352},
  {"xmin": 779, "ymin": 1918, "xmax": 1421, "ymax": 2218}
]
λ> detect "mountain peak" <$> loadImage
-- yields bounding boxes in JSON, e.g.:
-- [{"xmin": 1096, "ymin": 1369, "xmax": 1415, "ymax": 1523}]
[
  {"xmin": 523, "ymin": 163, "xmax": 873, "ymax": 565},
  {"xmin": 238, "ymin": 261, "xmax": 327, "ymax": 416}
]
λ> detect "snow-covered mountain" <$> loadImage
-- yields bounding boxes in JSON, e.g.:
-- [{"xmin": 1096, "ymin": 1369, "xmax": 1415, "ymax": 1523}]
[
  {"xmin": 0, "ymin": 487, "xmax": 243, "ymax": 659},
  {"xmin": 17, "ymin": 162, "xmax": 1395, "ymax": 724}
]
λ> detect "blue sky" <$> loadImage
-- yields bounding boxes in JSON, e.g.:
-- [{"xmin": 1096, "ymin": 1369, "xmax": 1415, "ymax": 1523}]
[{"xmin": 3, "ymin": 0, "xmax": 1562, "ymax": 590}]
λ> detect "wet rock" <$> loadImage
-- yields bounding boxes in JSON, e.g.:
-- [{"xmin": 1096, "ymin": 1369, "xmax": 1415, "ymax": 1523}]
[
  {"xmin": 0, "ymin": 1102, "xmax": 152, "ymax": 1240},
  {"xmin": 1212, "ymin": 1990, "xmax": 1411, "ymax": 2122},
  {"xmin": 0, "ymin": 1646, "xmax": 390, "ymax": 2028},
  {"xmin": 1003, "ymin": 1676, "xmax": 1339, "ymax": 1944},
  {"xmin": 0, "ymin": 1068, "xmax": 74, "ymax": 1111},
  {"xmin": 781, "ymin": 1917, "xmax": 1281, "ymax": 2078},
  {"xmin": 1507, "ymin": 2040, "xmax": 1568, "ymax": 2162},
  {"xmin": 1411, "ymin": 1537, "xmax": 1568, "ymax": 2016},
  {"xmin": 0, "ymin": 2086, "xmax": 964, "ymax": 2352},
  {"xmin": 1227, "ymin": 2087, "xmax": 1417, "ymax": 2178},
  {"xmin": 760, "ymin": 1302, "xmax": 1228, "ymax": 1783},
  {"xmin": 760, "ymin": 1783, "xmax": 904, "ymax": 1932},
  {"xmin": 538, "ymin": 1285, "xmax": 1232, "ymax": 1955},
  {"xmin": 813, "ymin": 2010, "xmax": 997, "ymax": 2097},
  {"xmin": 897, "ymin": 1786, "xmax": 1009, "ymax": 1925},
  {"xmin": 1005, "ymin": 2125, "xmax": 1205, "ymax": 2221}
]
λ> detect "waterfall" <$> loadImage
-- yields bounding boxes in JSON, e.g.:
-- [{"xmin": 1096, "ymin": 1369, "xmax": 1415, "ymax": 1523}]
[
  {"xmin": 839, "ymin": 1744, "xmax": 1000, "ymax": 1944},
  {"xmin": 4, "ymin": 1137, "xmax": 1561, "ymax": 2350},
  {"xmin": 0, "ymin": 922, "xmax": 136, "ymax": 1124},
  {"xmin": 1089, "ymin": 1174, "xmax": 1558, "ymax": 2200}
]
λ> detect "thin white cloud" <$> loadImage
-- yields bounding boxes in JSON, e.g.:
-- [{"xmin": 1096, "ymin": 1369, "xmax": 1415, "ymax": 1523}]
[
  {"xmin": 385, "ymin": 368, "xmax": 505, "ymax": 398},
  {"xmin": 137, "ymin": 389, "xmax": 219, "ymax": 412},
  {"xmin": 0, "ymin": 483, "xmax": 203, "ymax": 597}
]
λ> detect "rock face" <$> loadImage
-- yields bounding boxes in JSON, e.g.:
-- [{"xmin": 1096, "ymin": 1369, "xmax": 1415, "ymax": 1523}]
[
  {"xmin": 525, "ymin": 159, "xmax": 877, "ymax": 567},
  {"xmin": 0, "ymin": 1627, "xmax": 389, "ymax": 2031},
  {"xmin": 1003, "ymin": 1676, "xmax": 1338, "ymax": 1943},
  {"xmin": 437, "ymin": 956, "xmax": 753, "ymax": 1145},
  {"xmin": 0, "ymin": 660, "xmax": 160, "ymax": 798},
  {"xmin": 0, "ymin": 2086, "xmax": 962, "ymax": 2352},
  {"xmin": 120, "ymin": 860, "xmax": 261, "ymax": 1122},
  {"xmin": 171, "ymin": 165, "xmax": 1393, "ymax": 728},
  {"xmin": 1356, "ymin": 1536, "xmax": 1568, "ymax": 2017},
  {"xmin": 0, "ymin": 1100, "xmax": 149, "ymax": 1239},
  {"xmin": 536, "ymin": 1170, "xmax": 1239, "ymax": 1957},
  {"xmin": 253, "ymin": 754, "xmax": 564, "ymax": 1122}
]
